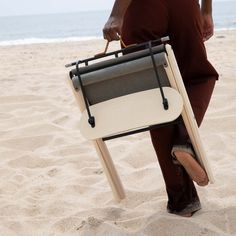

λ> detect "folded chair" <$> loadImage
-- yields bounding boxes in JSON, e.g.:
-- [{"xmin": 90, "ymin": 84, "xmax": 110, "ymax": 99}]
[{"xmin": 65, "ymin": 37, "xmax": 214, "ymax": 201}]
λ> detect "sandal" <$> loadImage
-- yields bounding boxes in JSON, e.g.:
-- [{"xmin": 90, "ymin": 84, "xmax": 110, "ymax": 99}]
[{"xmin": 171, "ymin": 144, "xmax": 209, "ymax": 186}]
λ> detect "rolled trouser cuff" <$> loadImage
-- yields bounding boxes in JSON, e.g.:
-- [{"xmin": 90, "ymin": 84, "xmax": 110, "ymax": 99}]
[{"xmin": 167, "ymin": 199, "xmax": 201, "ymax": 216}]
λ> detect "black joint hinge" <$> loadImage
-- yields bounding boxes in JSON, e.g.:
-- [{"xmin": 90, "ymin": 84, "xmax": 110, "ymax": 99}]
[
  {"xmin": 163, "ymin": 98, "xmax": 169, "ymax": 110},
  {"xmin": 88, "ymin": 116, "xmax": 95, "ymax": 128}
]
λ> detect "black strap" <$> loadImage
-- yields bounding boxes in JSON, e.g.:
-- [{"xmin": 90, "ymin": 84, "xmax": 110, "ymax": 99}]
[
  {"xmin": 148, "ymin": 41, "xmax": 169, "ymax": 110},
  {"xmin": 76, "ymin": 61, "xmax": 95, "ymax": 128}
]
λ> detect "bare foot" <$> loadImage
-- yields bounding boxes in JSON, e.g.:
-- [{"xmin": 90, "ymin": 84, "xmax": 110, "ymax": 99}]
[{"xmin": 174, "ymin": 151, "xmax": 209, "ymax": 186}]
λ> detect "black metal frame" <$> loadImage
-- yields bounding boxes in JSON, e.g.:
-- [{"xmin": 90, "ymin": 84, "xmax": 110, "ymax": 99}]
[
  {"xmin": 65, "ymin": 36, "xmax": 183, "ymax": 138},
  {"xmin": 148, "ymin": 41, "xmax": 169, "ymax": 110},
  {"xmin": 102, "ymin": 118, "xmax": 182, "ymax": 141},
  {"xmin": 75, "ymin": 61, "xmax": 95, "ymax": 127},
  {"xmin": 65, "ymin": 37, "xmax": 169, "ymax": 70}
]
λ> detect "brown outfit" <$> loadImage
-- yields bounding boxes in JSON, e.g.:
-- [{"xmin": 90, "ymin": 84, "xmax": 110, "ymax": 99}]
[{"xmin": 122, "ymin": 0, "xmax": 218, "ymax": 214}]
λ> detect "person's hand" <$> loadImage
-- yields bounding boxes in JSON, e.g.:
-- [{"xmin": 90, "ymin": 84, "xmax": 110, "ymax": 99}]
[
  {"xmin": 103, "ymin": 16, "xmax": 123, "ymax": 42},
  {"xmin": 201, "ymin": 13, "xmax": 214, "ymax": 41}
]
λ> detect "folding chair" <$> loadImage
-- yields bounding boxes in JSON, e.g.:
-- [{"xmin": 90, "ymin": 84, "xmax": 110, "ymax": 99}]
[{"xmin": 65, "ymin": 37, "xmax": 214, "ymax": 201}]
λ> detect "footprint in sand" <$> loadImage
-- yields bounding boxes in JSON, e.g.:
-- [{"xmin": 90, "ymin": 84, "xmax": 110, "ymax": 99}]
[
  {"xmin": 8, "ymin": 154, "xmax": 54, "ymax": 169},
  {"xmin": 0, "ymin": 135, "xmax": 53, "ymax": 151}
]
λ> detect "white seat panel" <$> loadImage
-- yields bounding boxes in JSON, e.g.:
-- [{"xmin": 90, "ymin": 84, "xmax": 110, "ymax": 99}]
[{"xmin": 79, "ymin": 87, "xmax": 183, "ymax": 140}]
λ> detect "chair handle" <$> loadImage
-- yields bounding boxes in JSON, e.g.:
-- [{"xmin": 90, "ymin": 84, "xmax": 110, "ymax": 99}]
[{"xmin": 95, "ymin": 38, "xmax": 136, "ymax": 57}]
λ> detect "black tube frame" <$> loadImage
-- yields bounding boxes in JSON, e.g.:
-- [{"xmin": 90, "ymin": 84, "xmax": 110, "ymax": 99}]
[
  {"xmin": 102, "ymin": 118, "xmax": 182, "ymax": 141},
  {"xmin": 66, "ymin": 37, "xmax": 174, "ymax": 133}
]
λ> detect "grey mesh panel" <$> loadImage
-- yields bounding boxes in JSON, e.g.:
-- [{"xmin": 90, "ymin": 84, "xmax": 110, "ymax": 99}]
[
  {"xmin": 80, "ymin": 52, "xmax": 166, "ymax": 85},
  {"xmin": 86, "ymin": 66, "xmax": 170, "ymax": 104},
  {"xmin": 73, "ymin": 52, "xmax": 170, "ymax": 105}
]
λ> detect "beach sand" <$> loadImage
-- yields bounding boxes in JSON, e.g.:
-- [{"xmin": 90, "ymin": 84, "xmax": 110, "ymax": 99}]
[{"xmin": 0, "ymin": 30, "xmax": 235, "ymax": 236}]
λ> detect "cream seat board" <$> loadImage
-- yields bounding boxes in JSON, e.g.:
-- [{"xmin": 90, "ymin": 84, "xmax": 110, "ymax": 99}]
[{"xmin": 79, "ymin": 87, "xmax": 183, "ymax": 140}]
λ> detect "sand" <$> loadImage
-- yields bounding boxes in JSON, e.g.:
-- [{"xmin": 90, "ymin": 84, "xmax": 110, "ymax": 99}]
[{"xmin": 0, "ymin": 30, "xmax": 235, "ymax": 236}]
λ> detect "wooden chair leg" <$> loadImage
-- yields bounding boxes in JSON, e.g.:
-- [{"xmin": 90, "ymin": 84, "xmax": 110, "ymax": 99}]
[
  {"xmin": 66, "ymin": 77, "xmax": 126, "ymax": 201},
  {"xmin": 164, "ymin": 45, "xmax": 214, "ymax": 183},
  {"xmin": 93, "ymin": 139, "xmax": 126, "ymax": 201}
]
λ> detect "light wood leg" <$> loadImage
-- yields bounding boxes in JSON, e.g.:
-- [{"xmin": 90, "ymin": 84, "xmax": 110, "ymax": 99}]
[
  {"xmin": 66, "ymin": 77, "xmax": 126, "ymax": 201},
  {"xmin": 164, "ymin": 45, "xmax": 214, "ymax": 183}
]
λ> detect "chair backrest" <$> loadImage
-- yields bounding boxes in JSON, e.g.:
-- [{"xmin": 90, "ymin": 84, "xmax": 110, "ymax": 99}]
[{"xmin": 70, "ymin": 45, "xmax": 170, "ymax": 105}]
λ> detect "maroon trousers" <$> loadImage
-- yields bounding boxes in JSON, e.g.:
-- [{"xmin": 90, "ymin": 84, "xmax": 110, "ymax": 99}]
[
  {"xmin": 122, "ymin": 0, "xmax": 218, "ymax": 213},
  {"xmin": 150, "ymin": 80, "xmax": 215, "ymax": 213}
]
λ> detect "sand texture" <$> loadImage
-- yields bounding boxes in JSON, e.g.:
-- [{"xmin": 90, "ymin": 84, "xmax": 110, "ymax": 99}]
[{"xmin": 0, "ymin": 30, "xmax": 235, "ymax": 235}]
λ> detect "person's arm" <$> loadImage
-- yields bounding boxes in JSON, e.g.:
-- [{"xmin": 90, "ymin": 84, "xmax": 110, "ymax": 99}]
[
  {"xmin": 103, "ymin": 0, "xmax": 133, "ymax": 42},
  {"xmin": 201, "ymin": 0, "xmax": 212, "ymax": 14},
  {"xmin": 201, "ymin": 0, "xmax": 214, "ymax": 41}
]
